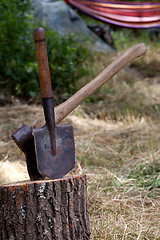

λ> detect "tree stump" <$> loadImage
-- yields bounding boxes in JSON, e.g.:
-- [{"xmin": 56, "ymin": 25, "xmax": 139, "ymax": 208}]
[{"xmin": 0, "ymin": 175, "xmax": 90, "ymax": 240}]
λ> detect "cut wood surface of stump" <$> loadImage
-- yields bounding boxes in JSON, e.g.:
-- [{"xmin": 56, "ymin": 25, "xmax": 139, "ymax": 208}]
[{"xmin": 0, "ymin": 175, "xmax": 90, "ymax": 240}]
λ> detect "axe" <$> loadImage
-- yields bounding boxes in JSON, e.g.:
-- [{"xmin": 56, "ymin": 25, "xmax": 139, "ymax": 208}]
[{"xmin": 12, "ymin": 42, "xmax": 147, "ymax": 180}]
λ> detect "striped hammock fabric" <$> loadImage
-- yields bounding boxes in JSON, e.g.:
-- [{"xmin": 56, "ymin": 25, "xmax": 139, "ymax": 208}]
[{"xmin": 65, "ymin": 0, "xmax": 160, "ymax": 28}]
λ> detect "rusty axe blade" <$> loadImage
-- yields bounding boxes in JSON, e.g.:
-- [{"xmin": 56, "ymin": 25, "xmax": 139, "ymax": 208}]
[
  {"xmin": 12, "ymin": 43, "xmax": 147, "ymax": 180},
  {"xmin": 12, "ymin": 124, "xmax": 44, "ymax": 180},
  {"xmin": 33, "ymin": 27, "xmax": 76, "ymax": 179}
]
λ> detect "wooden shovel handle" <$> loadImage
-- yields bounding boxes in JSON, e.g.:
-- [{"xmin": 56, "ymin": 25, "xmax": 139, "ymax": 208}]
[
  {"xmin": 33, "ymin": 28, "xmax": 53, "ymax": 98},
  {"xmin": 30, "ymin": 43, "xmax": 147, "ymax": 129}
]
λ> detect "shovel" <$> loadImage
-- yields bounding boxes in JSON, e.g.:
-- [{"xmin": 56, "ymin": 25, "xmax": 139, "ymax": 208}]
[
  {"xmin": 12, "ymin": 39, "xmax": 147, "ymax": 180},
  {"xmin": 32, "ymin": 27, "xmax": 75, "ymax": 179}
]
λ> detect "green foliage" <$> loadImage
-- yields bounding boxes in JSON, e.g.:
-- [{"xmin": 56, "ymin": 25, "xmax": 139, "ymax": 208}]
[
  {"xmin": 46, "ymin": 31, "xmax": 89, "ymax": 101},
  {"xmin": 0, "ymin": 0, "xmax": 89, "ymax": 100},
  {"xmin": 0, "ymin": 0, "xmax": 38, "ymax": 97}
]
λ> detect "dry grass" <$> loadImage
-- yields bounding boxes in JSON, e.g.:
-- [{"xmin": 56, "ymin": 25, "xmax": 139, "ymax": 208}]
[
  {"xmin": 68, "ymin": 112, "xmax": 160, "ymax": 239},
  {"xmin": 0, "ymin": 102, "xmax": 43, "ymax": 183},
  {"xmin": 0, "ymin": 103, "xmax": 160, "ymax": 239},
  {"xmin": 0, "ymin": 44, "xmax": 160, "ymax": 239}
]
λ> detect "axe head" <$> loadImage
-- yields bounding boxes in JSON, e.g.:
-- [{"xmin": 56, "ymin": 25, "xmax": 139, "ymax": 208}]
[{"xmin": 11, "ymin": 125, "xmax": 44, "ymax": 181}]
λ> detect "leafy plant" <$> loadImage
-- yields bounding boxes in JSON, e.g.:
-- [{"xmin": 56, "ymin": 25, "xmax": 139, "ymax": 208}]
[
  {"xmin": 46, "ymin": 31, "xmax": 89, "ymax": 102},
  {"xmin": 0, "ymin": 0, "xmax": 38, "ymax": 97},
  {"xmin": 0, "ymin": 0, "xmax": 89, "ymax": 101}
]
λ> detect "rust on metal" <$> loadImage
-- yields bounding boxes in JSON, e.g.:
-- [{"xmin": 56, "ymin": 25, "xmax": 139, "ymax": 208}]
[
  {"xmin": 11, "ymin": 125, "xmax": 44, "ymax": 181},
  {"xmin": 33, "ymin": 124, "xmax": 76, "ymax": 179}
]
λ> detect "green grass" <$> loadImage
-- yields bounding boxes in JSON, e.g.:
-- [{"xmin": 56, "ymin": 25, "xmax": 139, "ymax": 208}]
[{"xmin": 128, "ymin": 160, "xmax": 160, "ymax": 190}]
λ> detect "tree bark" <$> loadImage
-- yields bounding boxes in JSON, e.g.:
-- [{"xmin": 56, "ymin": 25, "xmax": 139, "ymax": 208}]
[{"xmin": 0, "ymin": 175, "xmax": 90, "ymax": 240}]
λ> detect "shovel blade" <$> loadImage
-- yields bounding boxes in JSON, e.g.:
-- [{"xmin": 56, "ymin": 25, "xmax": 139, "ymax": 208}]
[{"xmin": 33, "ymin": 124, "xmax": 76, "ymax": 179}]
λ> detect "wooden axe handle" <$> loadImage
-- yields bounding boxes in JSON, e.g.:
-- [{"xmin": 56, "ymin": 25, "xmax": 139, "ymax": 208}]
[{"xmin": 30, "ymin": 43, "xmax": 147, "ymax": 129}]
